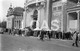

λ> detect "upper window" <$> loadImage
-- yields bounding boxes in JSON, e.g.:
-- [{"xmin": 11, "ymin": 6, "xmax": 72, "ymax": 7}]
[
  {"xmin": 58, "ymin": 6, "xmax": 62, "ymax": 11},
  {"xmin": 53, "ymin": 7, "xmax": 57, "ymax": 11}
]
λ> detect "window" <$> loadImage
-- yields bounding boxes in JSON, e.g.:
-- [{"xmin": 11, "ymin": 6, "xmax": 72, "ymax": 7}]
[
  {"xmin": 58, "ymin": 6, "xmax": 62, "ymax": 11},
  {"xmin": 53, "ymin": 7, "xmax": 57, "ymax": 11},
  {"xmin": 14, "ymin": 21, "xmax": 16, "ymax": 28},
  {"xmin": 32, "ymin": 22, "xmax": 36, "ymax": 29},
  {"xmin": 33, "ymin": 10, "xmax": 38, "ymax": 20},
  {"xmin": 19, "ymin": 20, "xmax": 21, "ymax": 28}
]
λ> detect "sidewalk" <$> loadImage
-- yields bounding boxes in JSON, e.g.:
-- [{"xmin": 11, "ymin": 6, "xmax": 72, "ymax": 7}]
[
  {"xmin": 0, "ymin": 34, "xmax": 1, "ymax": 51},
  {"xmin": 29, "ymin": 36, "xmax": 80, "ymax": 45}
]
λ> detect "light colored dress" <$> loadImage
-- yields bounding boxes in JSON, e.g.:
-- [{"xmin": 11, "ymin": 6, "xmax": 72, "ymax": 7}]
[
  {"xmin": 72, "ymin": 33, "xmax": 76, "ymax": 43},
  {"xmin": 72, "ymin": 33, "xmax": 80, "ymax": 43},
  {"xmin": 78, "ymin": 34, "xmax": 80, "ymax": 42}
]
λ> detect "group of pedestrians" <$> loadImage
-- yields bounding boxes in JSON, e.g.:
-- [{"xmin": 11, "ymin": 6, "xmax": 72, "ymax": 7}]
[
  {"xmin": 39, "ymin": 30, "xmax": 52, "ymax": 41},
  {"xmin": 38, "ymin": 31, "xmax": 72, "ymax": 41},
  {"xmin": 8, "ymin": 29, "xmax": 24, "ymax": 36}
]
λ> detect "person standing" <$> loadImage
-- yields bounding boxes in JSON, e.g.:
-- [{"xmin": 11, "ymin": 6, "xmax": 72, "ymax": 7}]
[
  {"xmin": 72, "ymin": 31, "xmax": 79, "ymax": 47},
  {"xmin": 40, "ymin": 30, "xmax": 44, "ymax": 41}
]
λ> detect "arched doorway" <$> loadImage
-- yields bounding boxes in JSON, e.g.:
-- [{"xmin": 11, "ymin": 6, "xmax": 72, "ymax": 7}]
[{"xmin": 32, "ymin": 10, "xmax": 38, "ymax": 29}]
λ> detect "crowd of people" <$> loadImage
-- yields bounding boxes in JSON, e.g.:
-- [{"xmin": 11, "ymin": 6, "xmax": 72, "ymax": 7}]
[
  {"xmin": 8, "ymin": 29, "xmax": 73, "ymax": 40},
  {"xmin": 33, "ymin": 30, "xmax": 72, "ymax": 40},
  {"xmin": 3, "ymin": 28, "xmax": 80, "ymax": 47},
  {"xmin": 4, "ymin": 28, "xmax": 77, "ymax": 40}
]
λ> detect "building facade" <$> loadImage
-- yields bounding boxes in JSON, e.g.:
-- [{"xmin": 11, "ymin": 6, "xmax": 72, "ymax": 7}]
[
  {"xmin": 13, "ymin": 16, "xmax": 23, "ymax": 29},
  {"xmin": 67, "ymin": 2, "xmax": 80, "ymax": 32},
  {"xmin": 6, "ymin": 5, "xmax": 14, "ymax": 30},
  {"xmin": 23, "ymin": 0, "xmax": 80, "ymax": 32},
  {"xmin": 23, "ymin": 0, "xmax": 51, "ymax": 30},
  {"xmin": 52, "ymin": 0, "xmax": 77, "ymax": 32},
  {"xmin": 7, "ymin": 5, "xmax": 24, "ymax": 30}
]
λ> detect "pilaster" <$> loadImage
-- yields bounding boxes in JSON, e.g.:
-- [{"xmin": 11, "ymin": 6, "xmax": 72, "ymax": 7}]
[{"xmin": 77, "ymin": 11, "xmax": 80, "ymax": 32}]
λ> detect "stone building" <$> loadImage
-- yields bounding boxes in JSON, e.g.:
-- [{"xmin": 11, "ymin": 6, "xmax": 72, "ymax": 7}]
[
  {"xmin": 67, "ymin": 1, "xmax": 80, "ymax": 32},
  {"xmin": 23, "ymin": 0, "xmax": 80, "ymax": 32},
  {"xmin": 51, "ymin": 0, "xmax": 77, "ymax": 32},
  {"xmin": 23, "ymin": 0, "xmax": 51, "ymax": 30},
  {"xmin": 6, "ymin": 5, "xmax": 24, "ymax": 30},
  {"xmin": 13, "ymin": 7, "xmax": 24, "ymax": 29}
]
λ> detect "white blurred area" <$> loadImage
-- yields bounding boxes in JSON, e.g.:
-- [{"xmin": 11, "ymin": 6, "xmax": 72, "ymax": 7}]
[
  {"xmin": 0, "ymin": 35, "xmax": 1, "ymax": 51},
  {"xmin": 0, "ymin": 0, "xmax": 3, "ymax": 22},
  {"xmin": 61, "ymin": 0, "xmax": 67, "ymax": 2},
  {"xmin": 0, "ymin": 0, "xmax": 25, "ymax": 22},
  {"xmin": 0, "ymin": 0, "xmax": 68, "ymax": 22}
]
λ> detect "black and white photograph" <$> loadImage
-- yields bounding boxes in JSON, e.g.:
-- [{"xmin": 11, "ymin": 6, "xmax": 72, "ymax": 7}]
[{"xmin": 0, "ymin": 0, "xmax": 80, "ymax": 51}]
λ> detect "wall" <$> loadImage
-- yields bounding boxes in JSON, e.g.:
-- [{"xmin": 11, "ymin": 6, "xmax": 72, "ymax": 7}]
[
  {"xmin": 24, "ymin": 0, "xmax": 48, "ymax": 29},
  {"xmin": 66, "ymin": 1, "xmax": 76, "ymax": 9},
  {"xmin": 38, "ymin": 8, "xmax": 46, "ymax": 29},
  {"xmin": 63, "ymin": 3, "xmax": 67, "ymax": 32},
  {"xmin": 26, "ymin": 10, "xmax": 33, "ymax": 27},
  {"xmin": 66, "ymin": 1, "xmax": 77, "ymax": 32},
  {"xmin": 7, "ymin": 15, "xmax": 14, "ymax": 29},
  {"xmin": 52, "ymin": 1, "xmax": 63, "ymax": 31},
  {"xmin": 38, "ymin": 0, "xmax": 49, "ymax": 29}
]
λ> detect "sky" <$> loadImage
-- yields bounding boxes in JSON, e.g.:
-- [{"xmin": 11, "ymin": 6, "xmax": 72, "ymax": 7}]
[{"xmin": 0, "ymin": 0, "xmax": 25, "ymax": 22}]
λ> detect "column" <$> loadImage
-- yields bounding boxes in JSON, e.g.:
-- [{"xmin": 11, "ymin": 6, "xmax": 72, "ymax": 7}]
[
  {"xmin": 67, "ymin": 13, "xmax": 69, "ymax": 32},
  {"xmin": 37, "ymin": 10, "xmax": 40, "ymax": 28},
  {"xmin": 16, "ymin": 21, "xmax": 17, "ymax": 29},
  {"xmin": 16, "ymin": 20, "xmax": 18, "ymax": 28},
  {"xmin": 46, "ymin": 0, "xmax": 50, "ymax": 23},
  {"xmin": 18, "ymin": 20, "xmax": 20, "ymax": 29},
  {"xmin": 77, "ymin": 11, "xmax": 79, "ymax": 32},
  {"xmin": 79, "ymin": 11, "xmax": 80, "ymax": 33},
  {"xmin": 61, "ymin": 13, "xmax": 63, "ymax": 32},
  {"xmin": 23, "ymin": 7, "xmax": 27, "ymax": 28},
  {"xmin": 14, "ymin": 21, "xmax": 16, "ymax": 28},
  {"xmin": 19, "ymin": 20, "xmax": 21, "ymax": 28},
  {"xmin": 18, "ymin": 20, "xmax": 19, "ymax": 29}
]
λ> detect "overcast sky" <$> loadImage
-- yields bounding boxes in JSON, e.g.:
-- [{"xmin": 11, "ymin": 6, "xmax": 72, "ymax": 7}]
[{"xmin": 0, "ymin": 0, "xmax": 25, "ymax": 22}]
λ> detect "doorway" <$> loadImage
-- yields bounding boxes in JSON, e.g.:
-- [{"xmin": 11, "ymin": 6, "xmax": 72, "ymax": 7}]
[{"xmin": 68, "ymin": 12, "xmax": 78, "ymax": 32}]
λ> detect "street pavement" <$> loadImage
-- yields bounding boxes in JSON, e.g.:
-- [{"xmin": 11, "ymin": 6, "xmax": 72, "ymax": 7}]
[
  {"xmin": 0, "ymin": 34, "xmax": 1, "ymax": 51},
  {"xmin": 0, "ymin": 34, "xmax": 80, "ymax": 51}
]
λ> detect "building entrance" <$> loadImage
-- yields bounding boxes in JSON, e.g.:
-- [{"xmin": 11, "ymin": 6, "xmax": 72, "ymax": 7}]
[{"xmin": 68, "ymin": 12, "xmax": 78, "ymax": 32}]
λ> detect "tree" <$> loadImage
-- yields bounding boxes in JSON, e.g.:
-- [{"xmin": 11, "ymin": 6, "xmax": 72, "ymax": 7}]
[
  {"xmin": 0, "ymin": 21, "xmax": 6, "ymax": 28},
  {"xmin": 0, "ymin": 22, "xmax": 2, "ymax": 27}
]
